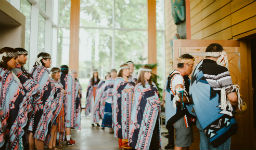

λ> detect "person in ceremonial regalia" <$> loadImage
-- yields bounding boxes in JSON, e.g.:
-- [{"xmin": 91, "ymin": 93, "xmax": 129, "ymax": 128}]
[
  {"xmin": 60, "ymin": 65, "xmax": 76, "ymax": 145},
  {"xmin": 190, "ymin": 43, "xmax": 241, "ymax": 150},
  {"xmin": 0, "ymin": 47, "xmax": 30, "ymax": 150},
  {"xmin": 12, "ymin": 48, "xmax": 39, "ymax": 149},
  {"xmin": 165, "ymin": 54, "xmax": 195, "ymax": 150},
  {"xmin": 30, "ymin": 52, "xmax": 62, "ymax": 150},
  {"xmin": 126, "ymin": 61, "xmax": 137, "ymax": 83},
  {"xmin": 48, "ymin": 67, "xmax": 65, "ymax": 149},
  {"xmin": 85, "ymin": 70, "xmax": 101, "ymax": 127},
  {"xmin": 129, "ymin": 66, "xmax": 161, "ymax": 150},
  {"xmin": 112, "ymin": 64, "xmax": 135, "ymax": 149},
  {"xmin": 101, "ymin": 69, "xmax": 117, "ymax": 131},
  {"xmin": 72, "ymin": 70, "xmax": 82, "ymax": 130},
  {"xmin": 93, "ymin": 73, "xmax": 110, "ymax": 128}
]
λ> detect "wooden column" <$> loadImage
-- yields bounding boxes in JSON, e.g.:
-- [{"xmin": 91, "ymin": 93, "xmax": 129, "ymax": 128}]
[
  {"xmin": 185, "ymin": 0, "xmax": 191, "ymax": 39},
  {"xmin": 148, "ymin": 0, "xmax": 157, "ymax": 74},
  {"xmin": 69, "ymin": 0, "xmax": 80, "ymax": 72}
]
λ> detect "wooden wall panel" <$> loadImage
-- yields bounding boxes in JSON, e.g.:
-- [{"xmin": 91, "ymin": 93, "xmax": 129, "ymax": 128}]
[
  {"xmin": 233, "ymin": 29, "xmax": 256, "ymax": 40},
  {"xmin": 191, "ymin": 2, "xmax": 231, "ymax": 35},
  {"xmin": 190, "ymin": 0, "xmax": 256, "ymax": 40},
  {"xmin": 231, "ymin": 0, "xmax": 255, "ymax": 13},
  {"xmin": 204, "ymin": 28, "xmax": 232, "ymax": 40},
  {"xmin": 164, "ymin": 0, "xmax": 177, "ymax": 76},
  {"xmin": 232, "ymin": 16, "xmax": 256, "ymax": 37},
  {"xmin": 231, "ymin": 2, "xmax": 256, "ymax": 25},
  {"xmin": 190, "ymin": 0, "xmax": 201, "ymax": 10},
  {"xmin": 201, "ymin": 15, "xmax": 232, "ymax": 38}
]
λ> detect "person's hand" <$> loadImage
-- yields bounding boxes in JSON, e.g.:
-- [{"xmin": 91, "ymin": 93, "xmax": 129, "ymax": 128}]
[{"xmin": 227, "ymin": 92, "xmax": 238, "ymax": 106}]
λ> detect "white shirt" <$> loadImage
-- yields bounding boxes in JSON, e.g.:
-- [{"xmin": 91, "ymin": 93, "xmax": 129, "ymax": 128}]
[{"xmin": 170, "ymin": 71, "xmax": 184, "ymax": 94}]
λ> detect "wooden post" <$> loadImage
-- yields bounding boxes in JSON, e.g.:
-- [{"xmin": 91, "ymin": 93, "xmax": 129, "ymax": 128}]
[
  {"xmin": 185, "ymin": 0, "xmax": 191, "ymax": 39},
  {"xmin": 69, "ymin": 0, "xmax": 80, "ymax": 72},
  {"xmin": 148, "ymin": 0, "xmax": 157, "ymax": 74}
]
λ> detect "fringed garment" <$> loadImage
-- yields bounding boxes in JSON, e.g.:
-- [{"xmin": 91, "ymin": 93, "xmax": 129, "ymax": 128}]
[
  {"xmin": 7, "ymin": 66, "xmax": 40, "ymax": 149},
  {"xmin": 74, "ymin": 79, "xmax": 82, "ymax": 129},
  {"xmin": 92, "ymin": 80, "xmax": 105, "ymax": 123},
  {"xmin": 165, "ymin": 70, "xmax": 195, "ymax": 130},
  {"xmin": 56, "ymin": 105, "xmax": 65, "ymax": 143},
  {"xmin": 85, "ymin": 81, "xmax": 100, "ymax": 116},
  {"xmin": 30, "ymin": 65, "xmax": 60, "ymax": 141},
  {"xmin": 101, "ymin": 79, "xmax": 115, "ymax": 128},
  {"xmin": 60, "ymin": 73, "xmax": 76, "ymax": 128},
  {"xmin": 0, "ymin": 67, "xmax": 29, "ymax": 150},
  {"xmin": 112, "ymin": 77, "xmax": 135, "ymax": 141},
  {"xmin": 190, "ymin": 59, "xmax": 238, "ymax": 147},
  {"xmin": 129, "ymin": 82, "xmax": 161, "ymax": 150},
  {"xmin": 44, "ymin": 79, "xmax": 65, "ymax": 145}
]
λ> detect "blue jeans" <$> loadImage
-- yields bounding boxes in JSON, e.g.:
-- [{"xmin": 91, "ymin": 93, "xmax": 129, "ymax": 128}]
[{"xmin": 196, "ymin": 121, "xmax": 231, "ymax": 150}]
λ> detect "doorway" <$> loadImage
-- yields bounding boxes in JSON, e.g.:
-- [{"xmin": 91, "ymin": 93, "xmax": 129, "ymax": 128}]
[{"xmin": 250, "ymin": 37, "xmax": 256, "ymax": 127}]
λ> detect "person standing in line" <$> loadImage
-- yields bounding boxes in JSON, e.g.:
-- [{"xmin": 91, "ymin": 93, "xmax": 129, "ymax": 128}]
[
  {"xmin": 93, "ymin": 73, "xmax": 110, "ymax": 128},
  {"xmin": 129, "ymin": 66, "xmax": 161, "ymax": 150},
  {"xmin": 126, "ymin": 61, "xmax": 137, "ymax": 83},
  {"xmin": 72, "ymin": 70, "xmax": 82, "ymax": 130},
  {"xmin": 0, "ymin": 47, "xmax": 30, "ymax": 150},
  {"xmin": 101, "ymin": 69, "xmax": 117, "ymax": 132},
  {"xmin": 29, "ymin": 52, "xmax": 60, "ymax": 150},
  {"xmin": 112, "ymin": 64, "xmax": 135, "ymax": 149},
  {"xmin": 60, "ymin": 65, "xmax": 76, "ymax": 145},
  {"xmin": 48, "ymin": 67, "xmax": 65, "ymax": 149},
  {"xmin": 12, "ymin": 48, "xmax": 39, "ymax": 149},
  {"xmin": 85, "ymin": 70, "xmax": 101, "ymax": 127}
]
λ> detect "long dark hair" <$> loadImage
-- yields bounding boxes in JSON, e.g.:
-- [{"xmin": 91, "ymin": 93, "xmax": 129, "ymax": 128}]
[
  {"xmin": 0, "ymin": 47, "xmax": 17, "ymax": 70},
  {"xmin": 15, "ymin": 48, "xmax": 28, "ymax": 55},
  {"xmin": 60, "ymin": 65, "xmax": 69, "ymax": 74},
  {"xmin": 34, "ymin": 52, "xmax": 51, "ymax": 67},
  {"xmin": 118, "ymin": 63, "xmax": 129, "ymax": 77},
  {"xmin": 90, "ymin": 71, "xmax": 100, "ymax": 85},
  {"xmin": 137, "ymin": 66, "xmax": 153, "ymax": 87}
]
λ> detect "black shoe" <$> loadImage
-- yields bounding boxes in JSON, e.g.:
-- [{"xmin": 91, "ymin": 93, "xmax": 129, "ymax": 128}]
[
  {"xmin": 91, "ymin": 124, "xmax": 95, "ymax": 127},
  {"xmin": 165, "ymin": 144, "xmax": 174, "ymax": 149},
  {"xmin": 96, "ymin": 123, "xmax": 100, "ymax": 127}
]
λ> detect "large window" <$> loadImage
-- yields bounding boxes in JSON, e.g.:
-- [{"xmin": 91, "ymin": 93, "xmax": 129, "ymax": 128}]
[
  {"xmin": 57, "ymin": 0, "xmax": 165, "ymax": 92},
  {"xmin": 39, "ymin": 0, "xmax": 46, "ymax": 13},
  {"xmin": 20, "ymin": 0, "xmax": 31, "ymax": 66},
  {"xmin": 38, "ymin": 14, "xmax": 45, "ymax": 52},
  {"xmin": 156, "ymin": 0, "xmax": 165, "ymax": 88},
  {"xmin": 58, "ymin": 0, "xmax": 71, "ymax": 66},
  {"xmin": 79, "ymin": 0, "xmax": 148, "ymax": 76}
]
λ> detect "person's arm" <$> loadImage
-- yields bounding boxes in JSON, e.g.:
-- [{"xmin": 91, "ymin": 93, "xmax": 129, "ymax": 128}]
[{"xmin": 175, "ymin": 84, "xmax": 189, "ymax": 102}]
